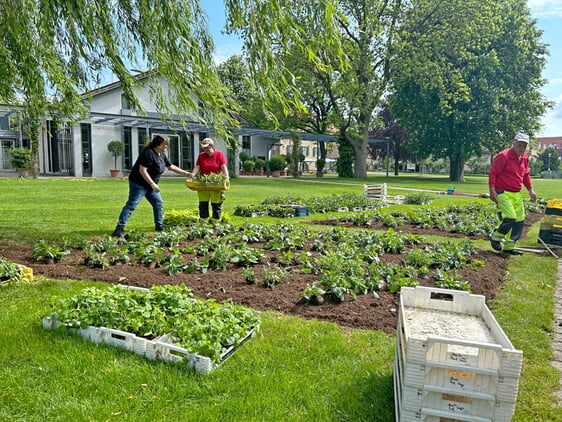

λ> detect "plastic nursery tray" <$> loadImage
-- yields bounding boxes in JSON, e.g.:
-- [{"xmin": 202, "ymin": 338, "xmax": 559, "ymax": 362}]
[
  {"xmin": 42, "ymin": 317, "xmax": 257, "ymax": 374},
  {"xmin": 185, "ymin": 180, "xmax": 230, "ymax": 191}
]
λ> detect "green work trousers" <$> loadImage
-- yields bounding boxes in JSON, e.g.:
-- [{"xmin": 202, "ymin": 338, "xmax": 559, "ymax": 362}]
[{"xmin": 491, "ymin": 190, "xmax": 525, "ymax": 251}]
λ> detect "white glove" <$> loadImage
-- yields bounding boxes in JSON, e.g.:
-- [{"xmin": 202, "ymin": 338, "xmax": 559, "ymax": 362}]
[{"xmin": 151, "ymin": 183, "xmax": 160, "ymax": 192}]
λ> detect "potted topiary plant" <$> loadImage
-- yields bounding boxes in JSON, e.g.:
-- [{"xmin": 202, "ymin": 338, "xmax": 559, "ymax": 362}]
[
  {"xmin": 243, "ymin": 160, "xmax": 256, "ymax": 175},
  {"xmin": 10, "ymin": 147, "xmax": 31, "ymax": 177},
  {"xmin": 107, "ymin": 140, "xmax": 126, "ymax": 177},
  {"xmin": 254, "ymin": 158, "xmax": 265, "ymax": 176},
  {"xmin": 268, "ymin": 155, "xmax": 286, "ymax": 177}
]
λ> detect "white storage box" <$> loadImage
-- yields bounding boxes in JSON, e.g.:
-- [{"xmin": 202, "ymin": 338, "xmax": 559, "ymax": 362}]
[
  {"xmin": 394, "ymin": 286, "xmax": 522, "ymax": 422},
  {"xmin": 42, "ymin": 317, "xmax": 257, "ymax": 374}
]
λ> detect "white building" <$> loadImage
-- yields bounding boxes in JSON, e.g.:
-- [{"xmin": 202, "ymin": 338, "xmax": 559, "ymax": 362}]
[{"xmin": 0, "ymin": 75, "xmax": 339, "ymax": 177}]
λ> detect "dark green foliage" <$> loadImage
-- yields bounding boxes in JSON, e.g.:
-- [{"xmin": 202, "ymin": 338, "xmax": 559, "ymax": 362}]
[{"xmin": 336, "ymin": 137, "xmax": 354, "ymax": 178}]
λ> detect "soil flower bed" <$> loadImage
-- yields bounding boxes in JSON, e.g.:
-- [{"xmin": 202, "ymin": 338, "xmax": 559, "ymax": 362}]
[{"xmin": 0, "ymin": 212, "xmax": 542, "ymax": 334}]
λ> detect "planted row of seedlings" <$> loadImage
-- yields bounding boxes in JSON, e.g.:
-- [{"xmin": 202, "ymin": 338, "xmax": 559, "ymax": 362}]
[
  {"xmin": 329, "ymin": 201, "xmax": 544, "ymax": 236},
  {"xmin": 30, "ymin": 216, "xmax": 484, "ymax": 304},
  {"xmin": 233, "ymin": 192, "xmax": 388, "ymax": 217}
]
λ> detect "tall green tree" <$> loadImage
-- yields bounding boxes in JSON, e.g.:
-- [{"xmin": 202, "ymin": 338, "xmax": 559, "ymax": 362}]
[
  {"xmin": 226, "ymin": 0, "xmax": 405, "ymax": 178},
  {"xmin": 1, "ymin": 0, "xmax": 236, "ymax": 176},
  {"xmin": 539, "ymin": 148, "xmax": 560, "ymax": 172},
  {"xmin": 390, "ymin": 0, "xmax": 550, "ymax": 181}
]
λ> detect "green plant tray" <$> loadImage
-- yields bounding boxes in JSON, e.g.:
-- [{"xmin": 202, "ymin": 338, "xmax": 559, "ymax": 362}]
[{"xmin": 185, "ymin": 180, "xmax": 230, "ymax": 191}]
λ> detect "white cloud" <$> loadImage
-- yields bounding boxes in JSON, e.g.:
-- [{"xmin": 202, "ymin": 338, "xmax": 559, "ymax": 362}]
[{"xmin": 528, "ymin": 0, "xmax": 562, "ymax": 17}]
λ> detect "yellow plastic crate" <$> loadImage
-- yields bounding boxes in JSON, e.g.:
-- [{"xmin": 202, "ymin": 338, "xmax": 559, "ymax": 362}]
[{"xmin": 185, "ymin": 180, "xmax": 230, "ymax": 191}]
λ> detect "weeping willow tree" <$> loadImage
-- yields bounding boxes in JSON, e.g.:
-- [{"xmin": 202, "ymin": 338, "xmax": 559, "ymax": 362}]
[{"xmin": 0, "ymin": 0, "xmax": 236, "ymax": 177}]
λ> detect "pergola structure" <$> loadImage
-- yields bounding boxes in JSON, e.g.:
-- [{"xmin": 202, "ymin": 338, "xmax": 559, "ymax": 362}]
[{"xmin": 1, "ymin": 104, "xmax": 391, "ymax": 176}]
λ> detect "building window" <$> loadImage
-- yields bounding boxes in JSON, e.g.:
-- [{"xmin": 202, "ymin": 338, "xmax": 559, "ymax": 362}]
[
  {"xmin": 138, "ymin": 128, "xmax": 147, "ymax": 156},
  {"xmin": 242, "ymin": 135, "xmax": 251, "ymax": 155},
  {"xmin": 80, "ymin": 123, "xmax": 92, "ymax": 177},
  {"xmin": 123, "ymin": 126, "xmax": 132, "ymax": 170}
]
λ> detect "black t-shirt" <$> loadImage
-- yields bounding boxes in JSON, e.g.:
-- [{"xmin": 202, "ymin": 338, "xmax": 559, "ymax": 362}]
[{"xmin": 129, "ymin": 147, "xmax": 171, "ymax": 188}]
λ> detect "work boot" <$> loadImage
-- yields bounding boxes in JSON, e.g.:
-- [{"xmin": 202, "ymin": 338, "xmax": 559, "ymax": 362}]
[
  {"xmin": 489, "ymin": 233, "xmax": 503, "ymax": 251},
  {"xmin": 503, "ymin": 249, "xmax": 523, "ymax": 256},
  {"xmin": 112, "ymin": 226, "xmax": 125, "ymax": 238},
  {"xmin": 211, "ymin": 202, "xmax": 222, "ymax": 220}
]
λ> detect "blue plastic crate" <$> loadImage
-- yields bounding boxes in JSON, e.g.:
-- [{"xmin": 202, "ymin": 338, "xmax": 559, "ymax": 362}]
[
  {"xmin": 280, "ymin": 204, "xmax": 310, "ymax": 217},
  {"xmin": 294, "ymin": 206, "xmax": 310, "ymax": 217}
]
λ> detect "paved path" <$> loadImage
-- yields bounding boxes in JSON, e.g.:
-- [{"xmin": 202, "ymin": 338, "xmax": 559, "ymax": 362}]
[{"xmin": 553, "ymin": 259, "xmax": 562, "ymax": 403}]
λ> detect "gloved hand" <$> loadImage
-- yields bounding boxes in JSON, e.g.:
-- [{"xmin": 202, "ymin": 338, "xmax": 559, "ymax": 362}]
[{"xmin": 151, "ymin": 183, "xmax": 160, "ymax": 193}]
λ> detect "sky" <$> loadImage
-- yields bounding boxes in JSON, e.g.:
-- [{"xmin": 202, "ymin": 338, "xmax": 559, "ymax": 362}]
[{"xmin": 204, "ymin": 1, "xmax": 562, "ymax": 137}]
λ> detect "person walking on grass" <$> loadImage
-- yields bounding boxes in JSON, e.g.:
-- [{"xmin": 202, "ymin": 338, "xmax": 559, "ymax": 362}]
[
  {"xmin": 112, "ymin": 135, "xmax": 191, "ymax": 237},
  {"xmin": 189, "ymin": 138, "xmax": 229, "ymax": 220},
  {"xmin": 488, "ymin": 132, "xmax": 537, "ymax": 255}
]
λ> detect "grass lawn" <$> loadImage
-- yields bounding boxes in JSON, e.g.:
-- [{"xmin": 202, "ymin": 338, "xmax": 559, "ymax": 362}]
[{"xmin": 0, "ymin": 175, "xmax": 561, "ymax": 421}]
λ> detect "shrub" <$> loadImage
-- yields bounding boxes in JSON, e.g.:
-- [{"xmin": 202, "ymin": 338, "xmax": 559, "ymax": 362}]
[
  {"xmin": 268, "ymin": 155, "xmax": 286, "ymax": 171},
  {"xmin": 254, "ymin": 158, "xmax": 265, "ymax": 170},
  {"xmin": 10, "ymin": 147, "xmax": 31, "ymax": 168},
  {"xmin": 243, "ymin": 160, "xmax": 255, "ymax": 172}
]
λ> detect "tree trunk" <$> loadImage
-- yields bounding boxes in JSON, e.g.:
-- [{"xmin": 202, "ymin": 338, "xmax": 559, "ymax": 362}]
[
  {"xmin": 350, "ymin": 137, "xmax": 368, "ymax": 178},
  {"xmin": 450, "ymin": 155, "xmax": 465, "ymax": 181}
]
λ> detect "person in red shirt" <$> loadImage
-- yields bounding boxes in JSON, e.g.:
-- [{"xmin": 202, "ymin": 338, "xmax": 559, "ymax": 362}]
[
  {"xmin": 190, "ymin": 138, "xmax": 229, "ymax": 220},
  {"xmin": 488, "ymin": 133, "xmax": 537, "ymax": 255}
]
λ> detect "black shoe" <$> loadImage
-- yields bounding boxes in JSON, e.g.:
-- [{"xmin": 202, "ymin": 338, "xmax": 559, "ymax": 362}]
[
  {"xmin": 503, "ymin": 249, "xmax": 523, "ymax": 256},
  {"xmin": 490, "ymin": 239, "xmax": 502, "ymax": 251},
  {"xmin": 112, "ymin": 227, "xmax": 125, "ymax": 237},
  {"xmin": 155, "ymin": 225, "xmax": 165, "ymax": 232}
]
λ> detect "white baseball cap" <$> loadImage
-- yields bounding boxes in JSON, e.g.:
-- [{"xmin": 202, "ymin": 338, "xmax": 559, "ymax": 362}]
[{"xmin": 514, "ymin": 133, "xmax": 529, "ymax": 143}]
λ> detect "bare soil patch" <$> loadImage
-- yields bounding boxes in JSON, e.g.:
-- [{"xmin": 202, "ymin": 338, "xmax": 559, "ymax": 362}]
[{"xmin": 0, "ymin": 213, "xmax": 542, "ymax": 333}]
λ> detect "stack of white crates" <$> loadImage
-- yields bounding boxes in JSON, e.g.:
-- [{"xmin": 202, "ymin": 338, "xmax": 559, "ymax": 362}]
[{"xmin": 394, "ymin": 286, "xmax": 523, "ymax": 422}]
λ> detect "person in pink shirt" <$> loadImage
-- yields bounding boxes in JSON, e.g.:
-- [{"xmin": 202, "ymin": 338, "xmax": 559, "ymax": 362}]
[
  {"xmin": 488, "ymin": 133, "xmax": 537, "ymax": 255},
  {"xmin": 190, "ymin": 138, "xmax": 229, "ymax": 220}
]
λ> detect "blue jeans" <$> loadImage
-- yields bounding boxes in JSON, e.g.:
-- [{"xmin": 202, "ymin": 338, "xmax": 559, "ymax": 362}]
[{"xmin": 116, "ymin": 180, "xmax": 163, "ymax": 229}]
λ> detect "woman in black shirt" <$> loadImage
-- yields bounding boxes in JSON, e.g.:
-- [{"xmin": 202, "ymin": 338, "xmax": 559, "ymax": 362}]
[{"xmin": 112, "ymin": 135, "xmax": 190, "ymax": 237}]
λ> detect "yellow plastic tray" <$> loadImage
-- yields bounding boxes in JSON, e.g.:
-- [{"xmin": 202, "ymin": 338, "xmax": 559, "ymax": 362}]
[{"xmin": 185, "ymin": 180, "xmax": 230, "ymax": 191}]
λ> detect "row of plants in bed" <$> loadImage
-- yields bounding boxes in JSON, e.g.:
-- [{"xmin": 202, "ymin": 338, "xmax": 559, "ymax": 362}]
[
  {"xmin": 29, "ymin": 219, "xmax": 484, "ymax": 304},
  {"xmin": 233, "ymin": 193, "xmax": 388, "ymax": 217},
  {"xmin": 326, "ymin": 200, "xmax": 545, "ymax": 236},
  {"xmin": 43, "ymin": 284, "xmax": 260, "ymax": 362}
]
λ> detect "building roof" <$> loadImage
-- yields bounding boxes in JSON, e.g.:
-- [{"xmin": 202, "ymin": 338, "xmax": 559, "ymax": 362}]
[{"xmin": 538, "ymin": 136, "xmax": 562, "ymax": 149}]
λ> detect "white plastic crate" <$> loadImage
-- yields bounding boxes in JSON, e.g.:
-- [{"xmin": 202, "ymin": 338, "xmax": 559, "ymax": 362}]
[
  {"xmin": 394, "ymin": 287, "xmax": 522, "ymax": 422},
  {"xmin": 42, "ymin": 317, "xmax": 257, "ymax": 374}
]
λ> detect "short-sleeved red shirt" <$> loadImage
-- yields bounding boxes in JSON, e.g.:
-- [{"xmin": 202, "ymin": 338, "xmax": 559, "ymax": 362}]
[{"xmin": 196, "ymin": 150, "xmax": 226, "ymax": 175}]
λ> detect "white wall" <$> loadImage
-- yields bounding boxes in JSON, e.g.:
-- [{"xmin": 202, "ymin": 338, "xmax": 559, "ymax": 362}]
[{"xmin": 91, "ymin": 125, "xmax": 123, "ymax": 177}]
